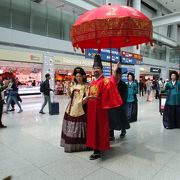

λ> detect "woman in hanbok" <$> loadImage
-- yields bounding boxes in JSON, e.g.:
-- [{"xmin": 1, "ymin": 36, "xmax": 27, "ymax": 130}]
[
  {"xmin": 163, "ymin": 71, "xmax": 180, "ymax": 129},
  {"xmin": 126, "ymin": 73, "xmax": 138, "ymax": 122},
  {"xmin": 146, "ymin": 79, "xmax": 153, "ymax": 102},
  {"xmin": 60, "ymin": 67, "xmax": 88, "ymax": 152}
]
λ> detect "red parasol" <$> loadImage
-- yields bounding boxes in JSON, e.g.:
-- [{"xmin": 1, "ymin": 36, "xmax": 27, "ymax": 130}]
[{"xmin": 70, "ymin": 3, "xmax": 153, "ymax": 72}]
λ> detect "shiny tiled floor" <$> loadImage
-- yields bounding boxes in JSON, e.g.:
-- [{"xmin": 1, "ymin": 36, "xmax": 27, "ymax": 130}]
[{"xmin": 0, "ymin": 94, "xmax": 180, "ymax": 180}]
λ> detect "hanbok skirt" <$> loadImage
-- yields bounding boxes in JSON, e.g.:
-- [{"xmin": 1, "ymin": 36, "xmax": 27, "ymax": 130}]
[
  {"xmin": 147, "ymin": 90, "xmax": 153, "ymax": 102},
  {"xmin": 60, "ymin": 112, "xmax": 87, "ymax": 152},
  {"xmin": 163, "ymin": 104, "xmax": 180, "ymax": 129},
  {"xmin": 127, "ymin": 101, "xmax": 138, "ymax": 123}
]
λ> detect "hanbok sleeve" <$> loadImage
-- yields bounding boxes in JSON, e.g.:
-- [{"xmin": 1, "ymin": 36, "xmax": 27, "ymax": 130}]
[
  {"xmin": 133, "ymin": 83, "xmax": 138, "ymax": 94},
  {"xmin": 102, "ymin": 76, "xmax": 123, "ymax": 109}
]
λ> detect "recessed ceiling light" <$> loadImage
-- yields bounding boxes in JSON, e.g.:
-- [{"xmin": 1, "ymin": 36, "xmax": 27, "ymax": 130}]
[{"xmin": 165, "ymin": 2, "xmax": 168, "ymax": 4}]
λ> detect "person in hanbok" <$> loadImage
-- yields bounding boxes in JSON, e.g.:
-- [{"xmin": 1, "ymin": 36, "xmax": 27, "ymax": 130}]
[
  {"xmin": 163, "ymin": 71, "xmax": 180, "ymax": 129},
  {"xmin": 60, "ymin": 67, "xmax": 88, "ymax": 152},
  {"xmin": 126, "ymin": 73, "xmax": 138, "ymax": 123},
  {"xmin": 109, "ymin": 67, "xmax": 130, "ymax": 140},
  {"xmin": 146, "ymin": 79, "xmax": 153, "ymax": 102},
  {"xmin": 86, "ymin": 55, "xmax": 123, "ymax": 160}
]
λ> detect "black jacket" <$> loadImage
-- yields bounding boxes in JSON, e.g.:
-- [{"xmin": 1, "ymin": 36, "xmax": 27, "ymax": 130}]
[
  {"xmin": 109, "ymin": 80, "xmax": 130, "ymax": 130},
  {"xmin": 0, "ymin": 86, "xmax": 7, "ymax": 101},
  {"xmin": 43, "ymin": 79, "xmax": 52, "ymax": 96}
]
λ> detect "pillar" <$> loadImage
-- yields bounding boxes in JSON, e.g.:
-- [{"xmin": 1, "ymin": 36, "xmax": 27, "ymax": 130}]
[{"xmin": 43, "ymin": 52, "xmax": 55, "ymax": 89}]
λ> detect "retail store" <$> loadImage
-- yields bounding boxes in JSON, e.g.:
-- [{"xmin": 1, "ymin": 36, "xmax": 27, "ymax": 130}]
[{"xmin": 0, "ymin": 48, "xmax": 43, "ymax": 95}]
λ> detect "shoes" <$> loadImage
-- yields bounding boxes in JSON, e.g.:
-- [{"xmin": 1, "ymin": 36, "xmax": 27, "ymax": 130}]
[
  {"xmin": 89, "ymin": 153, "xmax": 101, "ymax": 160},
  {"xmin": 3, "ymin": 176, "xmax": 12, "ymax": 180},
  {"xmin": 39, "ymin": 111, "xmax": 45, "ymax": 114},
  {"xmin": 120, "ymin": 130, "xmax": 126, "ymax": 138},
  {"xmin": 0, "ymin": 124, "xmax": 7, "ymax": 128},
  {"xmin": 8, "ymin": 109, "xmax": 15, "ymax": 112},
  {"xmin": 18, "ymin": 109, "xmax": 23, "ymax": 113},
  {"xmin": 85, "ymin": 147, "xmax": 93, "ymax": 151},
  {"xmin": 109, "ymin": 136, "xmax": 115, "ymax": 141}
]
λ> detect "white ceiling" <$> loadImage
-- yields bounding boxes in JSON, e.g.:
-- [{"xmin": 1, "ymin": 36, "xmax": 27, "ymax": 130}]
[{"xmin": 156, "ymin": 0, "xmax": 180, "ymax": 12}]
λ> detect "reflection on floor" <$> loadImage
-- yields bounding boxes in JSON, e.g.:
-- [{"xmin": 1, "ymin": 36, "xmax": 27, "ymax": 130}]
[{"xmin": 1, "ymin": 95, "xmax": 180, "ymax": 180}]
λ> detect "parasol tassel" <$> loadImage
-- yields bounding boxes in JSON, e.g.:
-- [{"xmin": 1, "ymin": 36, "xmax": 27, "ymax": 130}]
[
  {"xmin": 136, "ymin": 44, "xmax": 139, "ymax": 49},
  {"xmin": 150, "ymin": 41, "xmax": 153, "ymax": 47},
  {"xmin": 81, "ymin": 48, "xmax": 85, "ymax": 53}
]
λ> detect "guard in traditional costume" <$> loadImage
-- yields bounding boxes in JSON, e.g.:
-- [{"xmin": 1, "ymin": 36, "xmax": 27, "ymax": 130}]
[{"xmin": 109, "ymin": 68, "xmax": 130, "ymax": 140}]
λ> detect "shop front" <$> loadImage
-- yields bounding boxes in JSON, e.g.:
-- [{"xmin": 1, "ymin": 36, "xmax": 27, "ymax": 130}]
[
  {"xmin": 0, "ymin": 48, "xmax": 43, "ymax": 95},
  {"xmin": 54, "ymin": 56, "xmax": 94, "ymax": 95}
]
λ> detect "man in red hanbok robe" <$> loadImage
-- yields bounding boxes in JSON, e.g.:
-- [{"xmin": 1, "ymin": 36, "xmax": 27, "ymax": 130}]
[{"xmin": 86, "ymin": 54, "xmax": 123, "ymax": 160}]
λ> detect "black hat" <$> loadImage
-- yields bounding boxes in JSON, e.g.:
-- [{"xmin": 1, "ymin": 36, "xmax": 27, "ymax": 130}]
[
  {"xmin": 93, "ymin": 54, "xmax": 103, "ymax": 69},
  {"xmin": 73, "ymin": 67, "xmax": 86, "ymax": 76}
]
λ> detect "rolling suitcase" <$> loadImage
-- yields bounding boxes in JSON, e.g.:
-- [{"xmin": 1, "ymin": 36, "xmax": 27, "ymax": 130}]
[
  {"xmin": 49, "ymin": 102, "xmax": 59, "ymax": 115},
  {"xmin": 49, "ymin": 92, "xmax": 59, "ymax": 115}
]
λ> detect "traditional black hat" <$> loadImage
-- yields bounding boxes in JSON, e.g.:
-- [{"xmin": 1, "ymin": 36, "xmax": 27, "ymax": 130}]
[
  {"xmin": 93, "ymin": 54, "xmax": 103, "ymax": 69},
  {"xmin": 73, "ymin": 67, "xmax": 86, "ymax": 76}
]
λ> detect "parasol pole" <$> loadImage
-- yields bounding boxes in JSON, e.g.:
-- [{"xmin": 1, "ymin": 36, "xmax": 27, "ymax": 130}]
[{"xmin": 110, "ymin": 37, "xmax": 112, "ymax": 75}]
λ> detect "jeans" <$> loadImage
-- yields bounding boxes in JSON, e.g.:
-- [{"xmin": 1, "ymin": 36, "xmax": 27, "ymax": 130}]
[
  {"xmin": 40, "ymin": 95, "xmax": 51, "ymax": 113},
  {"xmin": 6, "ymin": 95, "xmax": 22, "ymax": 111},
  {"xmin": 0, "ymin": 100, "xmax": 3, "ymax": 125}
]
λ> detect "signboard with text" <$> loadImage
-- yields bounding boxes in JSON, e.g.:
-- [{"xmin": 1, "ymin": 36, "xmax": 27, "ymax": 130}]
[
  {"xmin": 85, "ymin": 49, "xmax": 143, "ymax": 65},
  {"xmin": 85, "ymin": 48, "xmax": 119, "ymax": 63},
  {"xmin": 150, "ymin": 67, "xmax": 161, "ymax": 73}
]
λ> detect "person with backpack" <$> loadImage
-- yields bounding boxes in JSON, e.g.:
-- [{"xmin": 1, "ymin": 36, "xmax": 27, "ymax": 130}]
[{"xmin": 39, "ymin": 73, "xmax": 53, "ymax": 114}]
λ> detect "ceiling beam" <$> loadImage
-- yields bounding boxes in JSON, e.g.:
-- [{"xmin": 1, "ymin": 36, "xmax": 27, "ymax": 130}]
[
  {"xmin": 152, "ymin": 11, "xmax": 180, "ymax": 27},
  {"xmin": 63, "ymin": 0, "xmax": 96, "ymax": 10}
]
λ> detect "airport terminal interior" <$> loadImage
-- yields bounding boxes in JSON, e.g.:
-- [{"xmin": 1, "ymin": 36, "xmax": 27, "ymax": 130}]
[{"xmin": 0, "ymin": 0, "xmax": 180, "ymax": 179}]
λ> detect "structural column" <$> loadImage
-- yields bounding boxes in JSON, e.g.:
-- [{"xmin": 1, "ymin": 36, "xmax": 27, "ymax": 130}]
[
  {"xmin": 43, "ymin": 52, "xmax": 55, "ymax": 89},
  {"xmin": 133, "ymin": 0, "xmax": 141, "ymax": 82}
]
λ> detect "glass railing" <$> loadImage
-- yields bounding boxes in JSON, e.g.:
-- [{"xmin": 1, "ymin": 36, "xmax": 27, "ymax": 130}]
[
  {"xmin": 169, "ymin": 49, "xmax": 180, "ymax": 64},
  {"xmin": 0, "ymin": 0, "xmax": 75, "ymax": 40},
  {"xmin": 140, "ymin": 43, "xmax": 166, "ymax": 61}
]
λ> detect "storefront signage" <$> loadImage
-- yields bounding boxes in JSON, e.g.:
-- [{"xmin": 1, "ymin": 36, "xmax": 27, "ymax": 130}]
[
  {"xmin": 150, "ymin": 67, "xmax": 161, "ymax": 73},
  {"xmin": 55, "ymin": 56, "xmax": 93, "ymax": 67},
  {"xmin": 30, "ymin": 55, "xmax": 40, "ymax": 61},
  {"xmin": 0, "ymin": 49, "xmax": 43, "ymax": 63},
  {"xmin": 85, "ymin": 48, "xmax": 120, "ymax": 63}
]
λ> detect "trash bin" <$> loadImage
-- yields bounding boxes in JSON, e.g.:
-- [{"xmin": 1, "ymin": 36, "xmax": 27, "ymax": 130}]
[{"xmin": 159, "ymin": 93, "xmax": 167, "ymax": 115}]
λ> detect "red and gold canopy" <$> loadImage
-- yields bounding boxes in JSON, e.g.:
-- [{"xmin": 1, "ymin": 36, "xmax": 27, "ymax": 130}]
[{"xmin": 70, "ymin": 4, "xmax": 153, "ymax": 51}]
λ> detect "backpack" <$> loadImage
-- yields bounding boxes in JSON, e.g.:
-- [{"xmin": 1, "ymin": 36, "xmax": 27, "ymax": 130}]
[{"xmin": 40, "ymin": 81, "xmax": 45, "ymax": 93}]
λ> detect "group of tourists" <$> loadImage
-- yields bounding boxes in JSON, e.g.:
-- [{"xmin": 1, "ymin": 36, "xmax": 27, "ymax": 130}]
[{"xmin": 60, "ymin": 54, "xmax": 138, "ymax": 160}]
